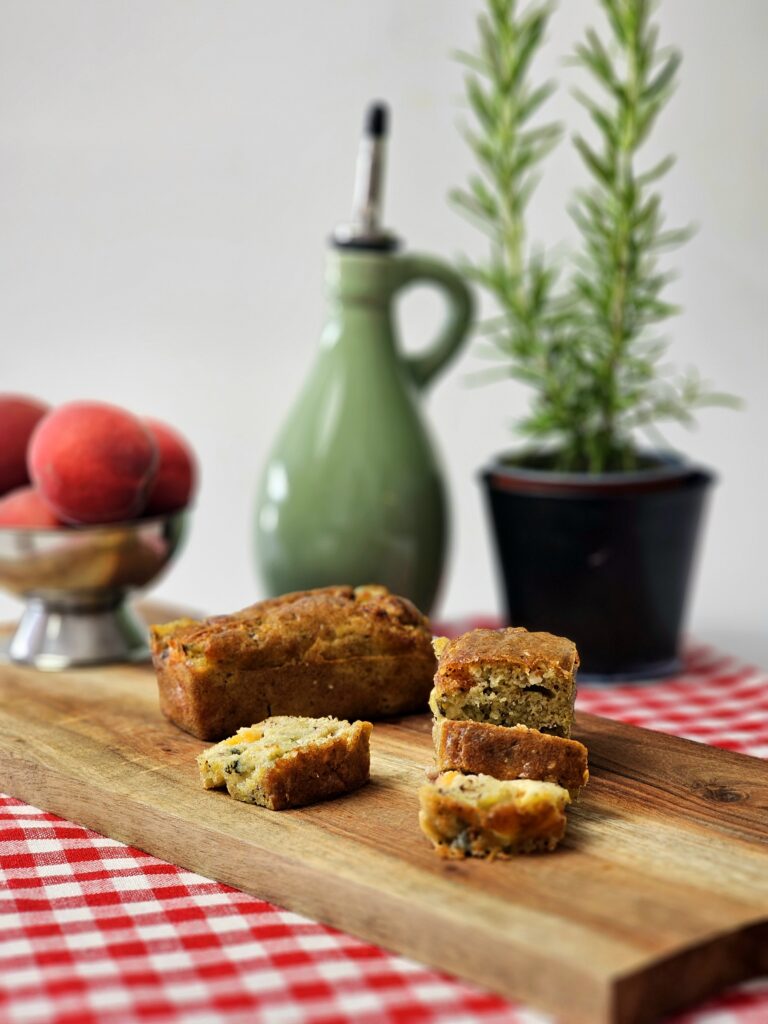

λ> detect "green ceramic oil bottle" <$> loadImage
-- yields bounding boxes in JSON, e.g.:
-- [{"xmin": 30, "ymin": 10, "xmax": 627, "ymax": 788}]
[{"xmin": 255, "ymin": 104, "xmax": 473, "ymax": 613}]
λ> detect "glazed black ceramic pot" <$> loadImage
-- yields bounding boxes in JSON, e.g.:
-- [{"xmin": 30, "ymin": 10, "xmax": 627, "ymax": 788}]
[{"xmin": 481, "ymin": 455, "xmax": 715, "ymax": 680}]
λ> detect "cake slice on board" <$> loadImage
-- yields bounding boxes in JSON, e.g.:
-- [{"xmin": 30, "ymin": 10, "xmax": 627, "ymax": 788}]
[
  {"xmin": 419, "ymin": 770, "xmax": 571, "ymax": 858},
  {"xmin": 433, "ymin": 718, "xmax": 588, "ymax": 797},
  {"xmin": 198, "ymin": 715, "xmax": 372, "ymax": 810},
  {"xmin": 429, "ymin": 627, "xmax": 578, "ymax": 737}
]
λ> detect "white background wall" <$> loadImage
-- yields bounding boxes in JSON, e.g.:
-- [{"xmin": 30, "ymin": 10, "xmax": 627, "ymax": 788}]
[{"xmin": 1, "ymin": 1, "xmax": 766, "ymax": 664}]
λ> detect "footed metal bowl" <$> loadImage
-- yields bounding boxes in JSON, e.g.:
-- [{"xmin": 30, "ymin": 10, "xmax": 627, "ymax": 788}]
[{"xmin": 0, "ymin": 511, "xmax": 188, "ymax": 670}]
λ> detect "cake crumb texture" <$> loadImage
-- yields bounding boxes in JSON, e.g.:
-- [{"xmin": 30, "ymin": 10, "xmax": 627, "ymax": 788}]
[
  {"xmin": 198, "ymin": 715, "xmax": 372, "ymax": 810},
  {"xmin": 430, "ymin": 627, "xmax": 578, "ymax": 737},
  {"xmin": 419, "ymin": 771, "xmax": 570, "ymax": 858}
]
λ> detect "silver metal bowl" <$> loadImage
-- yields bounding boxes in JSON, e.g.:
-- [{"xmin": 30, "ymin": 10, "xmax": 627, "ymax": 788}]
[{"xmin": 0, "ymin": 511, "xmax": 188, "ymax": 670}]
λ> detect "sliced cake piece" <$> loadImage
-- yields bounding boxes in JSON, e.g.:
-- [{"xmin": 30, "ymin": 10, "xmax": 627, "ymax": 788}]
[
  {"xmin": 419, "ymin": 771, "xmax": 570, "ymax": 858},
  {"xmin": 197, "ymin": 715, "xmax": 371, "ymax": 810},
  {"xmin": 433, "ymin": 719, "xmax": 588, "ymax": 797},
  {"xmin": 429, "ymin": 628, "xmax": 578, "ymax": 737}
]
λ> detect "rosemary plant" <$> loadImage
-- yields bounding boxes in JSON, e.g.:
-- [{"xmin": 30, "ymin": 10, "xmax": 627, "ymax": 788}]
[{"xmin": 454, "ymin": 0, "xmax": 736, "ymax": 473}]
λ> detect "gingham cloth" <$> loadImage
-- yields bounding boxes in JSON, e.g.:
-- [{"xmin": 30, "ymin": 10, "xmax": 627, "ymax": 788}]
[{"xmin": 2, "ymin": 642, "xmax": 768, "ymax": 1024}]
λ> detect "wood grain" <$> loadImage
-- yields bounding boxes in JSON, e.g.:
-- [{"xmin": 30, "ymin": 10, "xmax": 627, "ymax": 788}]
[{"xmin": 0, "ymin": 658, "xmax": 767, "ymax": 1024}]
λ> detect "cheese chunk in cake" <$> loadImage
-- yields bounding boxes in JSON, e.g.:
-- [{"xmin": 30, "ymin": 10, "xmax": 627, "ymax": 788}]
[
  {"xmin": 419, "ymin": 771, "xmax": 570, "ymax": 858},
  {"xmin": 197, "ymin": 715, "xmax": 371, "ymax": 810},
  {"xmin": 429, "ymin": 628, "xmax": 578, "ymax": 737}
]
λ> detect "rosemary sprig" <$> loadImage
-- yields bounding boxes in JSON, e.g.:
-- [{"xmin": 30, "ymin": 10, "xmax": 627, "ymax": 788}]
[
  {"xmin": 568, "ymin": 0, "xmax": 739, "ymax": 470},
  {"xmin": 455, "ymin": 0, "xmax": 739, "ymax": 473},
  {"xmin": 451, "ymin": 0, "xmax": 585, "ymax": 471}
]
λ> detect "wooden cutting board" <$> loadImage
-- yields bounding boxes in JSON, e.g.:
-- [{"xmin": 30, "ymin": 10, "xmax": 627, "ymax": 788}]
[{"xmin": 1, "ymin": 657, "xmax": 767, "ymax": 1024}]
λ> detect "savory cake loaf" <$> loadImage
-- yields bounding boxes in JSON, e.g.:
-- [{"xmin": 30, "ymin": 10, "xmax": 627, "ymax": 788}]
[
  {"xmin": 432, "ymin": 719, "xmax": 588, "ymax": 796},
  {"xmin": 198, "ymin": 715, "xmax": 372, "ymax": 810},
  {"xmin": 429, "ymin": 628, "xmax": 578, "ymax": 737},
  {"xmin": 419, "ymin": 771, "xmax": 570, "ymax": 858},
  {"xmin": 152, "ymin": 585, "xmax": 435, "ymax": 740}
]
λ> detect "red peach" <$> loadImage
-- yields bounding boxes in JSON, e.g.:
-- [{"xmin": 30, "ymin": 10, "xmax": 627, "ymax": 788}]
[
  {"xmin": 0, "ymin": 486, "xmax": 61, "ymax": 528},
  {"xmin": 144, "ymin": 419, "xmax": 197, "ymax": 514},
  {"xmin": 28, "ymin": 401, "xmax": 158, "ymax": 524},
  {"xmin": 0, "ymin": 395, "xmax": 49, "ymax": 495}
]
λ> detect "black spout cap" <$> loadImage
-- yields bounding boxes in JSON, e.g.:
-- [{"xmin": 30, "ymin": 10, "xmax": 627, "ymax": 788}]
[{"xmin": 366, "ymin": 102, "xmax": 389, "ymax": 138}]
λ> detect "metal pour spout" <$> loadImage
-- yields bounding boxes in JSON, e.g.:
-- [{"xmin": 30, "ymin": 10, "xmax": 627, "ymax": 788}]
[{"xmin": 333, "ymin": 102, "xmax": 398, "ymax": 251}]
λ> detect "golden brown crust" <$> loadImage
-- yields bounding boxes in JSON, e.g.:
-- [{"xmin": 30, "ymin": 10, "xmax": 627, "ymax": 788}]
[
  {"xmin": 151, "ymin": 585, "xmax": 435, "ymax": 740},
  {"xmin": 153, "ymin": 585, "xmax": 429, "ymax": 667},
  {"xmin": 262, "ymin": 721, "xmax": 371, "ymax": 810},
  {"xmin": 433, "ymin": 627, "xmax": 579, "ymax": 697},
  {"xmin": 433, "ymin": 719, "xmax": 588, "ymax": 795}
]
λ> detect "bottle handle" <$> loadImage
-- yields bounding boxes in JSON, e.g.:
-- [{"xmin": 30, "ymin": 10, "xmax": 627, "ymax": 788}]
[{"xmin": 391, "ymin": 254, "xmax": 474, "ymax": 390}]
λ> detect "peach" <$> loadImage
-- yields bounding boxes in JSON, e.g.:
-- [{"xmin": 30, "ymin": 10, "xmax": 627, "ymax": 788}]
[
  {"xmin": 0, "ymin": 486, "xmax": 61, "ymax": 528},
  {"xmin": 28, "ymin": 401, "xmax": 158, "ymax": 524},
  {"xmin": 0, "ymin": 394, "xmax": 49, "ymax": 495},
  {"xmin": 144, "ymin": 419, "xmax": 197, "ymax": 514}
]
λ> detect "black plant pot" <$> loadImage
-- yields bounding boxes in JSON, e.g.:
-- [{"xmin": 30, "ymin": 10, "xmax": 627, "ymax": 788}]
[{"xmin": 481, "ymin": 455, "xmax": 715, "ymax": 680}]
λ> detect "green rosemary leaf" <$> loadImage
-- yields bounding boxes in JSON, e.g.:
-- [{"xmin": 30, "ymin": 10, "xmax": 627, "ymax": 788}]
[
  {"xmin": 651, "ymin": 226, "xmax": 695, "ymax": 250},
  {"xmin": 449, "ymin": 192, "xmax": 498, "ymax": 237},
  {"xmin": 466, "ymin": 76, "xmax": 495, "ymax": 130},
  {"xmin": 643, "ymin": 51, "xmax": 682, "ymax": 102},
  {"xmin": 632, "ymin": 191, "xmax": 661, "ymax": 227},
  {"xmin": 518, "ymin": 81, "xmax": 558, "ymax": 123},
  {"xmin": 572, "ymin": 89, "xmax": 618, "ymax": 147},
  {"xmin": 636, "ymin": 153, "xmax": 675, "ymax": 186},
  {"xmin": 599, "ymin": 0, "xmax": 628, "ymax": 47},
  {"xmin": 573, "ymin": 136, "xmax": 614, "ymax": 187},
  {"xmin": 575, "ymin": 31, "xmax": 625, "ymax": 102},
  {"xmin": 453, "ymin": 49, "xmax": 491, "ymax": 76},
  {"xmin": 476, "ymin": 315, "xmax": 510, "ymax": 335}
]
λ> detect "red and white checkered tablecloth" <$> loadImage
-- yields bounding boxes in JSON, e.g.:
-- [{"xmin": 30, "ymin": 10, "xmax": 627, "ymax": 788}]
[{"xmin": 2, "ymin": 642, "xmax": 768, "ymax": 1024}]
